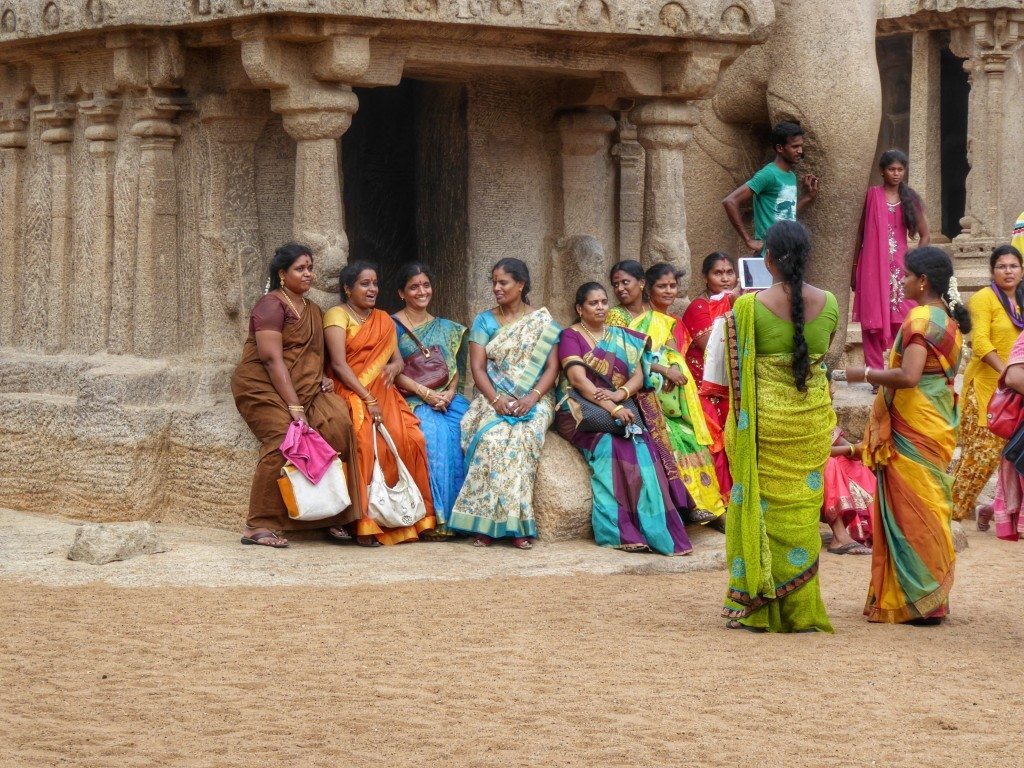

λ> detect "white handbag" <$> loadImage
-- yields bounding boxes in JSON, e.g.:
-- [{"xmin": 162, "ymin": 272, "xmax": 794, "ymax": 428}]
[
  {"xmin": 367, "ymin": 424, "xmax": 427, "ymax": 529},
  {"xmin": 278, "ymin": 457, "xmax": 352, "ymax": 521}
]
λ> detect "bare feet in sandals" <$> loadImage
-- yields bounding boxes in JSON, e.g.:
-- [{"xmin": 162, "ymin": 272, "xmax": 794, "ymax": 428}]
[
  {"xmin": 240, "ymin": 528, "xmax": 289, "ymax": 548},
  {"xmin": 512, "ymin": 537, "xmax": 533, "ymax": 550}
]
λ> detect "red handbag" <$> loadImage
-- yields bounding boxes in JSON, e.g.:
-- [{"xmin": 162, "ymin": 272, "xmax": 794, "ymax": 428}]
[
  {"xmin": 393, "ymin": 317, "xmax": 450, "ymax": 394},
  {"xmin": 987, "ymin": 373, "xmax": 1024, "ymax": 439}
]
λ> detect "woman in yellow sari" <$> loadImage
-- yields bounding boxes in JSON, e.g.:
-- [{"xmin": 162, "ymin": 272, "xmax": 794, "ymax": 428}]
[
  {"xmin": 841, "ymin": 247, "xmax": 969, "ymax": 625},
  {"xmin": 606, "ymin": 260, "xmax": 724, "ymax": 529},
  {"xmin": 324, "ymin": 261, "xmax": 436, "ymax": 546}
]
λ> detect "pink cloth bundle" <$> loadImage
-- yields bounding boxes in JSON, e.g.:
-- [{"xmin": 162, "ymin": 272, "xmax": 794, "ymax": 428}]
[{"xmin": 279, "ymin": 421, "xmax": 339, "ymax": 484}]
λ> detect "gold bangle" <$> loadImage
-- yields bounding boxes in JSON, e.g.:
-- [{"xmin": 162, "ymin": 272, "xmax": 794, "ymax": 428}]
[
  {"xmin": 531, "ymin": 388, "xmax": 542, "ymax": 397},
  {"xmin": 864, "ymin": 367, "xmax": 872, "ymax": 383},
  {"xmin": 287, "ymin": 405, "xmax": 304, "ymax": 411},
  {"xmin": 364, "ymin": 397, "xmax": 378, "ymax": 406},
  {"xmin": 848, "ymin": 444, "xmax": 855, "ymax": 457},
  {"xmin": 611, "ymin": 405, "xmax": 624, "ymax": 415},
  {"xmin": 617, "ymin": 386, "xmax": 631, "ymax": 398},
  {"xmin": 491, "ymin": 393, "xmax": 501, "ymax": 405}
]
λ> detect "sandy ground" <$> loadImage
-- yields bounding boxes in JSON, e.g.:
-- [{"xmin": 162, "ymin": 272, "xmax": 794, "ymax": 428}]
[{"xmin": 2, "ymin": 511, "xmax": 1022, "ymax": 768}]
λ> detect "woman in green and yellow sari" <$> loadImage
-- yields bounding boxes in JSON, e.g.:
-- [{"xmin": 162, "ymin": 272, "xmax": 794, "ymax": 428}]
[
  {"xmin": 449, "ymin": 258, "xmax": 561, "ymax": 549},
  {"xmin": 712, "ymin": 221, "xmax": 838, "ymax": 633},
  {"xmin": 607, "ymin": 260, "xmax": 724, "ymax": 528},
  {"xmin": 840, "ymin": 247, "xmax": 969, "ymax": 625}
]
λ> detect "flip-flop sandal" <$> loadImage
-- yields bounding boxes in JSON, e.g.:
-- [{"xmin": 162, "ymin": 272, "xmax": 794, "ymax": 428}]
[
  {"xmin": 827, "ymin": 541, "xmax": 872, "ymax": 555},
  {"xmin": 240, "ymin": 530, "xmax": 289, "ymax": 548},
  {"xmin": 687, "ymin": 509, "xmax": 718, "ymax": 525},
  {"xmin": 325, "ymin": 526, "xmax": 352, "ymax": 542},
  {"xmin": 472, "ymin": 535, "xmax": 493, "ymax": 548},
  {"xmin": 355, "ymin": 536, "xmax": 382, "ymax": 547},
  {"xmin": 977, "ymin": 505, "xmax": 994, "ymax": 532},
  {"xmin": 512, "ymin": 537, "xmax": 533, "ymax": 550}
]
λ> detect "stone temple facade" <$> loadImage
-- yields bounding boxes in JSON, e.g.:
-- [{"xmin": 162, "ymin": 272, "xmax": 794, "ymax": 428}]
[{"xmin": 0, "ymin": 0, "xmax": 1020, "ymax": 530}]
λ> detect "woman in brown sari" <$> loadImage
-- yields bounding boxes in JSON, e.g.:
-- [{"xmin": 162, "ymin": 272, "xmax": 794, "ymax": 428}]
[{"xmin": 231, "ymin": 242, "xmax": 363, "ymax": 547}]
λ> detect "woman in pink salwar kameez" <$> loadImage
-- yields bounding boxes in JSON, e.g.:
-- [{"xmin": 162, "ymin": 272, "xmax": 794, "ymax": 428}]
[{"xmin": 852, "ymin": 150, "xmax": 931, "ymax": 371}]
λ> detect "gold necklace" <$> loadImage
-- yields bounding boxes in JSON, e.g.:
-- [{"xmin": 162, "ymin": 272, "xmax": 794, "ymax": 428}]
[
  {"xmin": 346, "ymin": 302, "xmax": 371, "ymax": 324},
  {"xmin": 625, "ymin": 303, "xmax": 649, "ymax": 320},
  {"xmin": 401, "ymin": 308, "xmax": 431, "ymax": 328},
  {"xmin": 579, "ymin": 323, "xmax": 606, "ymax": 348},
  {"xmin": 498, "ymin": 304, "xmax": 522, "ymax": 324},
  {"xmin": 279, "ymin": 288, "xmax": 305, "ymax": 317}
]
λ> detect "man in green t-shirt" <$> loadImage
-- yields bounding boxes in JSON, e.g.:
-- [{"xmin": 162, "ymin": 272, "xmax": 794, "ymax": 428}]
[{"xmin": 722, "ymin": 121, "xmax": 820, "ymax": 253}]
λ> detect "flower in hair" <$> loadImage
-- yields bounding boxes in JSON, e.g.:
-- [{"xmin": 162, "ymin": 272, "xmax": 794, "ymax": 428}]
[
  {"xmin": 946, "ymin": 275, "xmax": 963, "ymax": 310},
  {"xmin": 264, "ymin": 277, "xmax": 272, "ymax": 295}
]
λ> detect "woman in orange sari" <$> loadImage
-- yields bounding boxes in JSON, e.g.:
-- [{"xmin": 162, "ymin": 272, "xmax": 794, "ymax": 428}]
[
  {"xmin": 840, "ymin": 247, "xmax": 969, "ymax": 625},
  {"xmin": 324, "ymin": 261, "xmax": 436, "ymax": 546}
]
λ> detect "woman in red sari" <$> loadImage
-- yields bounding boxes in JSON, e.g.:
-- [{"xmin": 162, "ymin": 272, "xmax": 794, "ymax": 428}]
[
  {"xmin": 324, "ymin": 261, "xmax": 436, "ymax": 546},
  {"xmin": 680, "ymin": 253, "xmax": 737, "ymax": 500}
]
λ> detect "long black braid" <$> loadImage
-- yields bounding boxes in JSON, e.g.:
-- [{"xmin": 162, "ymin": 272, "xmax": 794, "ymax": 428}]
[{"xmin": 765, "ymin": 220, "xmax": 812, "ymax": 392}]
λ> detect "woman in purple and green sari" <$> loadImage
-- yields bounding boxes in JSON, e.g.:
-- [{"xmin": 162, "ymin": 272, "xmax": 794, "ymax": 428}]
[{"xmin": 556, "ymin": 283, "xmax": 693, "ymax": 555}]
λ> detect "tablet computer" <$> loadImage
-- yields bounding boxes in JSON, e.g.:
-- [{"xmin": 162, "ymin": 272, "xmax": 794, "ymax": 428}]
[{"xmin": 738, "ymin": 257, "xmax": 772, "ymax": 291}]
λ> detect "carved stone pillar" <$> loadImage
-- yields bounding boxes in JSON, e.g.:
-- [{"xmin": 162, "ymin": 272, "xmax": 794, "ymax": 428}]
[
  {"xmin": 130, "ymin": 96, "xmax": 183, "ymax": 356},
  {"xmin": 552, "ymin": 108, "xmax": 616, "ymax": 317},
  {"xmin": 79, "ymin": 93, "xmax": 121, "ymax": 354},
  {"xmin": 630, "ymin": 99, "xmax": 697, "ymax": 281},
  {"xmin": 0, "ymin": 109, "xmax": 27, "ymax": 348},
  {"xmin": 611, "ymin": 115, "xmax": 644, "ymax": 262},
  {"xmin": 198, "ymin": 93, "xmax": 267, "ymax": 353},
  {"xmin": 908, "ymin": 31, "xmax": 943, "ymax": 241},
  {"xmin": 955, "ymin": 12, "xmax": 1024, "ymax": 243},
  {"xmin": 36, "ymin": 102, "xmax": 76, "ymax": 353},
  {"xmin": 280, "ymin": 95, "xmax": 358, "ymax": 307}
]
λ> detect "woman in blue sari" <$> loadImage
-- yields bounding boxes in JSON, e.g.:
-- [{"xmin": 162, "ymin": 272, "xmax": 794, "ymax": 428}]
[
  {"xmin": 393, "ymin": 262, "xmax": 470, "ymax": 538},
  {"xmin": 449, "ymin": 258, "xmax": 561, "ymax": 549},
  {"xmin": 556, "ymin": 283, "xmax": 693, "ymax": 555}
]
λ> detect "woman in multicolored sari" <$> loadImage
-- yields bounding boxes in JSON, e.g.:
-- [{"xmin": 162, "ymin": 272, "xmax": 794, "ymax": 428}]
[
  {"xmin": 449, "ymin": 258, "xmax": 560, "ymax": 550},
  {"xmin": 606, "ymin": 260, "xmax": 723, "ymax": 530},
  {"xmin": 840, "ymin": 247, "xmax": 969, "ymax": 625},
  {"xmin": 715, "ymin": 220, "xmax": 838, "ymax": 633},
  {"xmin": 324, "ymin": 261, "xmax": 437, "ymax": 546},
  {"xmin": 991, "ymin": 329, "xmax": 1024, "ymax": 541},
  {"xmin": 392, "ymin": 262, "xmax": 469, "ymax": 538},
  {"xmin": 950, "ymin": 245, "xmax": 1024, "ymax": 527},
  {"xmin": 556, "ymin": 283, "xmax": 693, "ymax": 555}
]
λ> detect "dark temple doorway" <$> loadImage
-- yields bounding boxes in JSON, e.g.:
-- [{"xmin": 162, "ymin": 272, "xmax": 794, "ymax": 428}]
[
  {"xmin": 342, "ymin": 79, "xmax": 470, "ymax": 320},
  {"xmin": 939, "ymin": 33, "xmax": 969, "ymax": 240}
]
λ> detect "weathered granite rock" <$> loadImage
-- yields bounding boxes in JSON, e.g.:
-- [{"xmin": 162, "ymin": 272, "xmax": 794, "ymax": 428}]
[
  {"xmin": 534, "ymin": 433, "xmax": 593, "ymax": 543},
  {"xmin": 67, "ymin": 521, "xmax": 169, "ymax": 565},
  {"xmin": 951, "ymin": 520, "xmax": 969, "ymax": 553}
]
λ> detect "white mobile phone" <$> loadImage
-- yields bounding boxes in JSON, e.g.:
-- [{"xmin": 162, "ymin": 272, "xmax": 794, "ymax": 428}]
[{"xmin": 738, "ymin": 257, "xmax": 773, "ymax": 291}]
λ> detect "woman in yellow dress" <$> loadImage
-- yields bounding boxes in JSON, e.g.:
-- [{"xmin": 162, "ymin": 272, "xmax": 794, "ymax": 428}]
[
  {"xmin": 606, "ymin": 260, "xmax": 724, "ymax": 529},
  {"xmin": 950, "ymin": 244, "xmax": 1024, "ymax": 528}
]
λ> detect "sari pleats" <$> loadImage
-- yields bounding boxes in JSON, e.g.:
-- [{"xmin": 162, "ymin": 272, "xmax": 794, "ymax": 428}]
[{"xmin": 864, "ymin": 305, "xmax": 961, "ymax": 623}]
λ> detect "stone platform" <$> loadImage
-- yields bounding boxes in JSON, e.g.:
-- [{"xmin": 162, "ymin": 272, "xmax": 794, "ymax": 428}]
[{"xmin": 0, "ymin": 508, "xmax": 726, "ymax": 588}]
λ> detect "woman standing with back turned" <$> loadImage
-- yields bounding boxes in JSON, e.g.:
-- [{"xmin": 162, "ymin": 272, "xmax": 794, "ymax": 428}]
[{"xmin": 715, "ymin": 221, "xmax": 838, "ymax": 633}]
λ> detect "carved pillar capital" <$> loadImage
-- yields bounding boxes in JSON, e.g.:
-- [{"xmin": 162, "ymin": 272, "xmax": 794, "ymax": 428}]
[
  {"xmin": 556, "ymin": 109, "xmax": 616, "ymax": 156},
  {"xmin": 34, "ymin": 102, "xmax": 76, "ymax": 147},
  {"xmin": 630, "ymin": 100, "xmax": 698, "ymax": 151},
  {"xmin": 0, "ymin": 107, "xmax": 29, "ymax": 148},
  {"xmin": 79, "ymin": 93, "xmax": 122, "ymax": 155},
  {"xmin": 967, "ymin": 8, "xmax": 1024, "ymax": 73},
  {"xmin": 279, "ymin": 91, "xmax": 359, "ymax": 142}
]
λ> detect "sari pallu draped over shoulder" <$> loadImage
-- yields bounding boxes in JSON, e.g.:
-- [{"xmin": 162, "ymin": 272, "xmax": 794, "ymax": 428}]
[
  {"xmin": 720, "ymin": 294, "xmax": 835, "ymax": 633},
  {"xmin": 606, "ymin": 307, "xmax": 722, "ymax": 519},
  {"xmin": 231, "ymin": 298, "xmax": 362, "ymax": 531},
  {"xmin": 555, "ymin": 326, "xmax": 692, "ymax": 555},
  {"xmin": 325, "ymin": 307, "xmax": 436, "ymax": 545},
  {"xmin": 863, "ymin": 305, "xmax": 962, "ymax": 623},
  {"xmin": 449, "ymin": 308, "xmax": 560, "ymax": 539},
  {"xmin": 394, "ymin": 315, "xmax": 470, "ymax": 533}
]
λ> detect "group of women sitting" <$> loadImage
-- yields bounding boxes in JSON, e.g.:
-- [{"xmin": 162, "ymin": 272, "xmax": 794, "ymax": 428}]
[{"xmin": 231, "ymin": 243, "xmax": 740, "ymax": 554}]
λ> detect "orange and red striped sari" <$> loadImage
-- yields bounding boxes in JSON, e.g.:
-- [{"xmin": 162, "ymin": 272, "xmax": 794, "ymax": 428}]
[
  {"xmin": 863, "ymin": 305, "xmax": 962, "ymax": 623},
  {"xmin": 325, "ymin": 307, "xmax": 436, "ymax": 545}
]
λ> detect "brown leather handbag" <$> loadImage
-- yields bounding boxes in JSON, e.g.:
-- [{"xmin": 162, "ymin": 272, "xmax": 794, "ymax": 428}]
[{"xmin": 393, "ymin": 316, "xmax": 450, "ymax": 394}]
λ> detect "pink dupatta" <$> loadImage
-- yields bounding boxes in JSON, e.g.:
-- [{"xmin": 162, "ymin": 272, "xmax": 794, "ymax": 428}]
[{"xmin": 993, "ymin": 330, "xmax": 1024, "ymax": 540}]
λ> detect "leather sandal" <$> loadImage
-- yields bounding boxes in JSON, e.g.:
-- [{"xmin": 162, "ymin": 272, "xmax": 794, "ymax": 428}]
[{"xmin": 240, "ymin": 529, "xmax": 289, "ymax": 548}]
